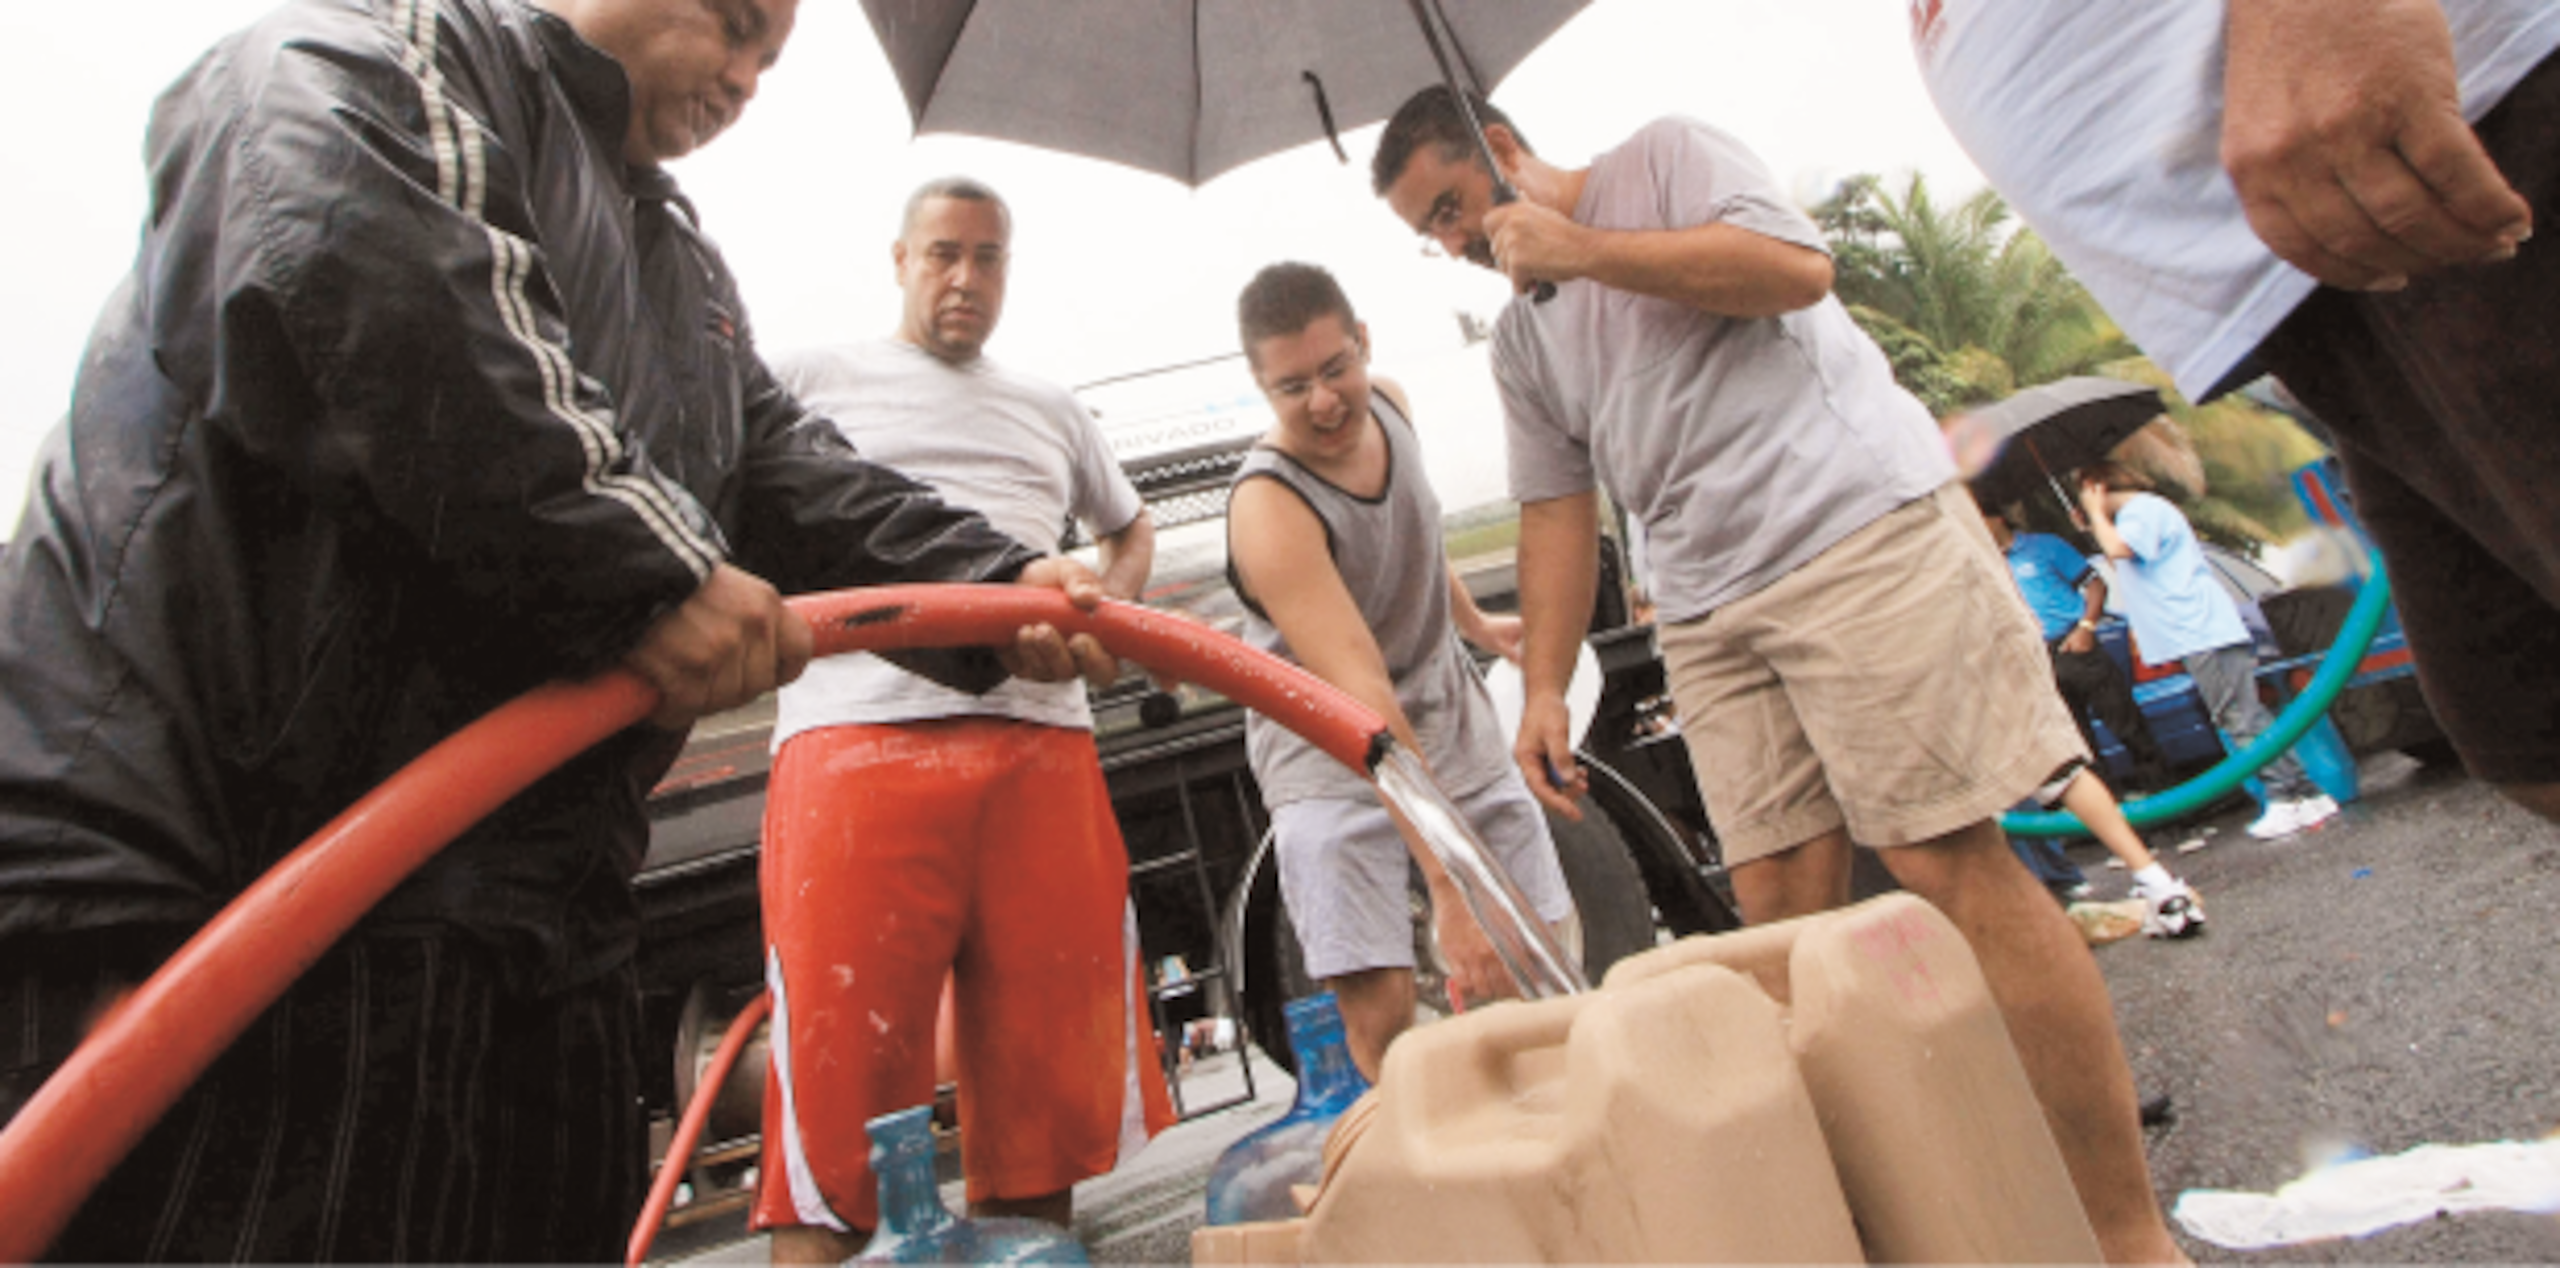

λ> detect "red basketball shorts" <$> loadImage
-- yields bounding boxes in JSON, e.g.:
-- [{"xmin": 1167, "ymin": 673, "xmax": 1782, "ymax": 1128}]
[{"xmin": 749, "ymin": 718, "xmax": 1173, "ymax": 1233}]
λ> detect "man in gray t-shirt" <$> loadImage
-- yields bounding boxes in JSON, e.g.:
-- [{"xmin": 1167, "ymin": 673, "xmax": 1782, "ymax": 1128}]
[{"xmin": 1370, "ymin": 87, "xmax": 2181, "ymax": 1263}]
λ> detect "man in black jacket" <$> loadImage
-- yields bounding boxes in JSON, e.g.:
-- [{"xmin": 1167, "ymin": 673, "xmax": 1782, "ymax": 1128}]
[{"xmin": 0, "ymin": 0, "xmax": 1106, "ymax": 1259}]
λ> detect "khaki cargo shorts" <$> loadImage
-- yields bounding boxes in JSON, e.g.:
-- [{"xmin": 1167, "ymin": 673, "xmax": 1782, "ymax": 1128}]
[{"xmin": 1660, "ymin": 482, "xmax": 2087, "ymax": 866}]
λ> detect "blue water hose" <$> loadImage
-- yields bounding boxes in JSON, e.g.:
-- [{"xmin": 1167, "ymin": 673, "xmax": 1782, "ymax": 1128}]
[{"xmin": 2002, "ymin": 555, "xmax": 2393, "ymax": 839}]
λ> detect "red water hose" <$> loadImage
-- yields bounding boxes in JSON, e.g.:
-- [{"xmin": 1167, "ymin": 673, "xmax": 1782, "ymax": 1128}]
[
  {"xmin": 627, "ymin": 991, "xmax": 770, "ymax": 1267},
  {"xmin": 0, "ymin": 585, "xmax": 1387, "ymax": 1262}
]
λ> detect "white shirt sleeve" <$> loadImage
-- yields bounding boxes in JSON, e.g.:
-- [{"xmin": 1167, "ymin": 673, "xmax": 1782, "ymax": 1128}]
[
  {"xmin": 2117, "ymin": 494, "xmax": 2177, "ymax": 561},
  {"xmin": 1495, "ymin": 312, "xmax": 1596, "ymax": 505},
  {"xmin": 1063, "ymin": 391, "xmax": 1143, "ymax": 536}
]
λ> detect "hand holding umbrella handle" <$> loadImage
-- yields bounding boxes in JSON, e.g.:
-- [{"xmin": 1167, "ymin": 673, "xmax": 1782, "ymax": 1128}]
[
  {"xmin": 1491, "ymin": 181, "xmax": 1559, "ymax": 304},
  {"xmin": 1407, "ymin": 0, "xmax": 1553, "ymax": 304}
]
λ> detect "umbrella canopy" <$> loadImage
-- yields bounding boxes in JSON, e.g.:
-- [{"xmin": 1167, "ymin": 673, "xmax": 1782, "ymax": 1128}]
[
  {"xmin": 859, "ymin": 0, "xmax": 1591, "ymax": 187},
  {"xmin": 1956, "ymin": 376, "xmax": 2167, "ymax": 510}
]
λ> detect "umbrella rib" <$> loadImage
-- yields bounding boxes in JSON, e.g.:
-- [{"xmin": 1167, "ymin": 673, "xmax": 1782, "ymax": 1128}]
[
  {"xmin": 1303, "ymin": 72, "xmax": 1348, "ymax": 165},
  {"xmin": 1188, "ymin": 0, "xmax": 1205, "ymax": 184}
]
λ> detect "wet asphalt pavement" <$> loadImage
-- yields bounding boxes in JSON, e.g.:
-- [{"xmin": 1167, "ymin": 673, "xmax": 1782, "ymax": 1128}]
[
  {"xmin": 677, "ymin": 751, "xmax": 2560, "ymax": 1263},
  {"xmin": 2100, "ymin": 752, "xmax": 2560, "ymax": 1262}
]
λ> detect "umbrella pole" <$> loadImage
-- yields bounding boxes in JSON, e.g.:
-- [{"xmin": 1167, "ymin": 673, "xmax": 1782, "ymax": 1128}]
[
  {"xmin": 2025, "ymin": 434, "xmax": 2076, "ymax": 521},
  {"xmin": 1403, "ymin": 0, "xmax": 1556, "ymax": 302},
  {"xmin": 1403, "ymin": 0, "xmax": 1508, "ymax": 198}
]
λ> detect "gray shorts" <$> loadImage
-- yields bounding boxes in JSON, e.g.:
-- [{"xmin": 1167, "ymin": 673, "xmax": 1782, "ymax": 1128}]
[{"xmin": 1271, "ymin": 770, "xmax": 1575, "ymax": 981}]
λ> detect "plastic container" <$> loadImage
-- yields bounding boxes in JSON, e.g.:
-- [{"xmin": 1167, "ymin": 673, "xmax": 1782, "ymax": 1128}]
[
  {"xmin": 1606, "ymin": 893, "xmax": 2103, "ymax": 1263},
  {"xmin": 1189, "ymin": 1218, "xmax": 1306, "ymax": 1264},
  {"xmin": 2233, "ymin": 709, "xmax": 2359, "ymax": 811},
  {"xmin": 2291, "ymin": 713, "xmax": 2361, "ymax": 803},
  {"xmin": 851, "ymin": 1106, "xmax": 1088, "ymax": 1265},
  {"xmin": 1299, "ymin": 964, "xmax": 1862, "ymax": 1262},
  {"xmin": 1204, "ymin": 993, "xmax": 1370, "ymax": 1226}
]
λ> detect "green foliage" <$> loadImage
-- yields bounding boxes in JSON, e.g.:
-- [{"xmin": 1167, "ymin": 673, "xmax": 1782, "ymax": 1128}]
[
  {"xmin": 1817, "ymin": 171, "xmax": 2331, "ymax": 554},
  {"xmin": 1443, "ymin": 517, "xmax": 1521, "ymax": 564},
  {"xmin": 1846, "ymin": 305, "xmax": 1975, "ymax": 416},
  {"xmin": 1814, "ymin": 173, "xmax": 2131, "ymax": 398}
]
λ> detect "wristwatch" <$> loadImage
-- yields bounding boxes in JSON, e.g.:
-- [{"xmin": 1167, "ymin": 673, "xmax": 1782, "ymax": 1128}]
[{"xmin": 2076, "ymin": 618, "xmax": 2098, "ymax": 632}]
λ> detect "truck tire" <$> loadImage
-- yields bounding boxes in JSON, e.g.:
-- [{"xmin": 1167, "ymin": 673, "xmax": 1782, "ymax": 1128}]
[
  {"xmin": 1236, "ymin": 797, "xmax": 1662, "ymax": 1078},
  {"xmin": 1578, "ymin": 755, "xmax": 1741, "ymax": 938},
  {"xmin": 1548, "ymin": 807, "xmax": 1657, "ymax": 977}
]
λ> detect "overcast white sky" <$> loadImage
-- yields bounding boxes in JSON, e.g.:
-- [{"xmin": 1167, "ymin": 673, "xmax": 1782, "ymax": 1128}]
[{"xmin": 0, "ymin": 0, "xmax": 1984, "ymax": 528}]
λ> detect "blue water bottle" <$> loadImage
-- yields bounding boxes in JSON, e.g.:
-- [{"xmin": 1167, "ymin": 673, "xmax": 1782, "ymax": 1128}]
[
  {"xmin": 853, "ymin": 1105, "xmax": 1089, "ymax": 1264},
  {"xmin": 2292, "ymin": 714, "xmax": 2362, "ymax": 803},
  {"xmin": 1203, "ymin": 992, "xmax": 1371, "ymax": 1225},
  {"xmin": 2228, "ymin": 713, "xmax": 2361, "ymax": 812}
]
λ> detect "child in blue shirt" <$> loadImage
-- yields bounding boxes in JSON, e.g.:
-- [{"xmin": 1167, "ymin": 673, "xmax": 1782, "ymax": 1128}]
[{"xmin": 2079, "ymin": 461, "xmax": 2340, "ymax": 839}]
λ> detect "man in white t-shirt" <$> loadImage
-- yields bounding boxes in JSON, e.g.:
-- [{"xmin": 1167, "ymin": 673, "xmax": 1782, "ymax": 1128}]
[
  {"xmin": 1916, "ymin": 0, "xmax": 2560, "ymax": 826},
  {"xmin": 748, "ymin": 178, "xmax": 1169, "ymax": 1261},
  {"xmin": 1371, "ymin": 87, "xmax": 2183, "ymax": 1263}
]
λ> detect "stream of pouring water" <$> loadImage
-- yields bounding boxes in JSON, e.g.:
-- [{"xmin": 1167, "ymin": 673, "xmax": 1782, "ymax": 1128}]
[{"xmin": 1370, "ymin": 745, "xmax": 1589, "ymax": 999}]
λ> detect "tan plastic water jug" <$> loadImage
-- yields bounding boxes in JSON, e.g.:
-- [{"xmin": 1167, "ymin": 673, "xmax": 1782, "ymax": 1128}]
[
  {"xmin": 1190, "ymin": 1217, "xmax": 1305, "ymax": 1264},
  {"xmin": 1298, "ymin": 961, "xmax": 1862, "ymax": 1263},
  {"xmin": 1607, "ymin": 892, "xmax": 2102, "ymax": 1263}
]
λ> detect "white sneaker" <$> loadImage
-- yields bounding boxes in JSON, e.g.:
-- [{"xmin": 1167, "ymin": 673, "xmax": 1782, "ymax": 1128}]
[
  {"xmin": 2246, "ymin": 800, "xmax": 2303, "ymax": 839},
  {"xmin": 2290, "ymin": 794, "xmax": 2341, "ymax": 831},
  {"xmin": 2138, "ymin": 878, "xmax": 2206, "ymax": 939}
]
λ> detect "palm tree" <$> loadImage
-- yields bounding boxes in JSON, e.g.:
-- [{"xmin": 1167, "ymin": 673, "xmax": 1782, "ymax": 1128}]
[
  {"xmin": 1817, "ymin": 172, "xmax": 2326, "ymax": 555},
  {"xmin": 1817, "ymin": 173, "xmax": 2132, "ymax": 411}
]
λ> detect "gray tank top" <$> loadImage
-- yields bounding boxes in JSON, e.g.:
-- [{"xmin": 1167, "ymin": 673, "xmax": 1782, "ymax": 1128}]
[{"xmin": 1231, "ymin": 391, "xmax": 1514, "ymax": 807}]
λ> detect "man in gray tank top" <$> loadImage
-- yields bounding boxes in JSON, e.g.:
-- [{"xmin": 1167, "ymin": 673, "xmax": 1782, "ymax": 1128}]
[
  {"xmin": 1372, "ymin": 88, "xmax": 2182, "ymax": 1262},
  {"xmin": 1226, "ymin": 262, "xmax": 1573, "ymax": 1078}
]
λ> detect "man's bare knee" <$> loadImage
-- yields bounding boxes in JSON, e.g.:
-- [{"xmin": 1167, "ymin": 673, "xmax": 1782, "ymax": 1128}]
[
  {"xmin": 1729, "ymin": 828, "xmax": 1853, "ymax": 923},
  {"xmin": 1874, "ymin": 818, "xmax": 2051, "ymax": 924}
]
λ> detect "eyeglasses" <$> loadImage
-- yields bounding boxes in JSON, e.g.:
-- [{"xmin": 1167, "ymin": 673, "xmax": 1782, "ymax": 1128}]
[
  {"xmin": 1267, "ymin": 347, "xmax": 1362, "ymax": 402},
  {"xmin": 1415, "ymin": 189, "xmax": 1464, "ymax": 241}
]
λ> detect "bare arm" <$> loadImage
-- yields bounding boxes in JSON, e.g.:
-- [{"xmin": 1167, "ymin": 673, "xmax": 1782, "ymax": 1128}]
[
  {"xmin": 2057, "ymin": 572, "xmax": 2109, "ymax": 655},
  {"xmin": 2080, "ymin": 573, "xmax": 2111, "ymax": 624},
  {"xmin": 1513, "ymin": 492, "xmax": 1602, "ymax": 818},
  {"xmin": 1092, "ymin": 507, "xmax": 1155, "ymax": 603},
  {"xmin": 995, "ymin": 556, "xmax": 1113, "ymax": 686},
  {"xmin": 2078, "ymin": 481, "xmax": 2135, "ymax": 561},
  {"xmin": 2222, "ymin": 0, "xmax": 2530, "ymax": 289},
  {"xmin": 1483, "ymin": 207, "xmax": 1834, "ymax": 317},
  {"xmin": 1035, "ymin": 507, "xmax": 1158, "ymax": 692},
  {"xmin": 1448, "ymin": 565, "xmax": 1524, "ymax": 662},
  {"xmin": 1231, "ymin": 482, "xmax": 1419, "ymax": 762}
]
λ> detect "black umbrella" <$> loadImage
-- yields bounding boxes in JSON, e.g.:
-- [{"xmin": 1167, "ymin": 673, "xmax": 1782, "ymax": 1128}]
[
  {"xmin": 858, "ymin": 0, "xmax": 1586, "ymax": 188},
  {"xmin": 1956, "ymin": 377, "xmax": 2167, "ymax": 510}
]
